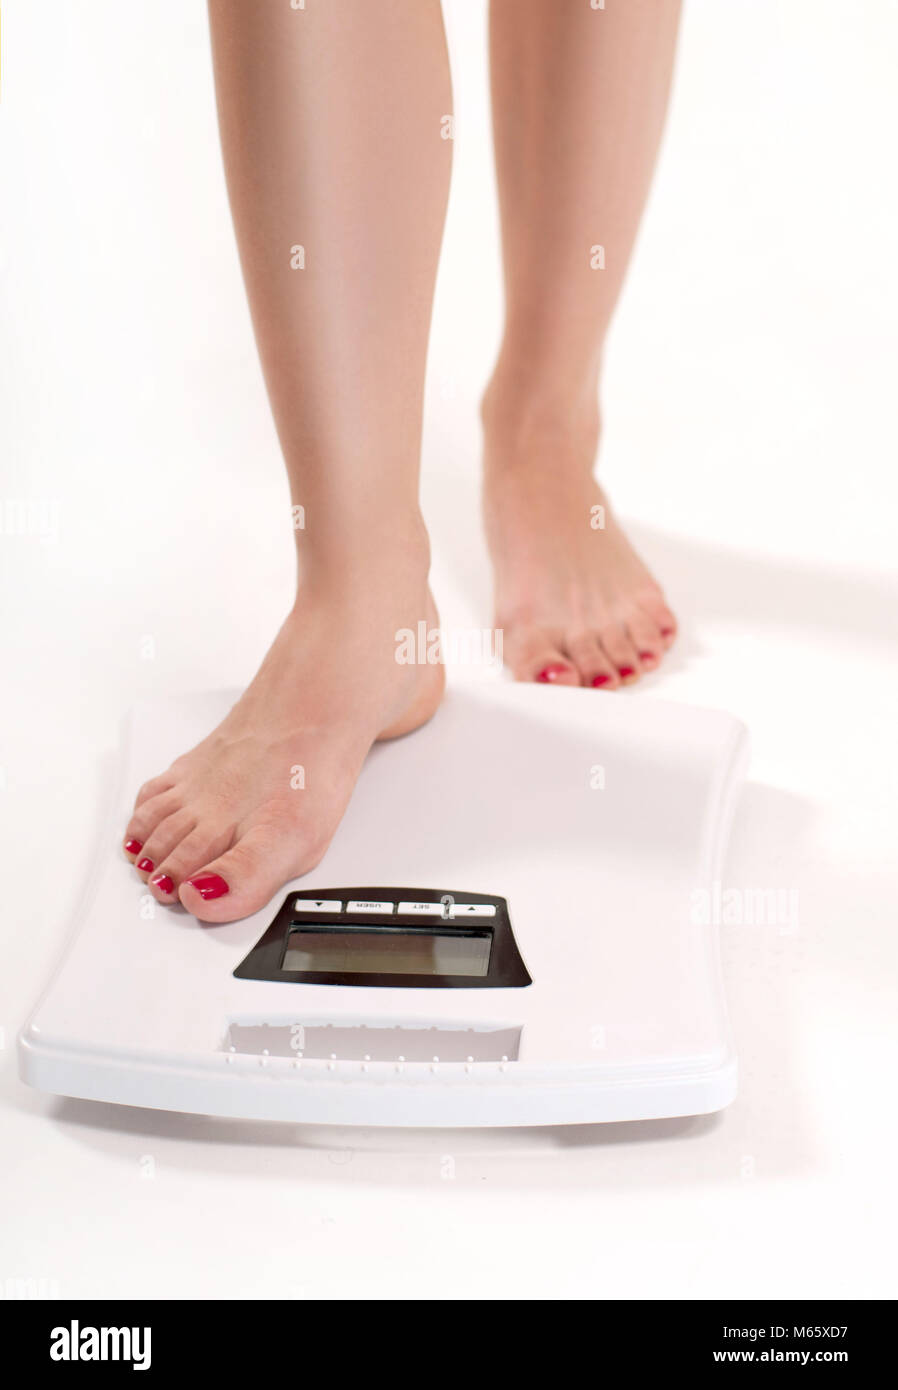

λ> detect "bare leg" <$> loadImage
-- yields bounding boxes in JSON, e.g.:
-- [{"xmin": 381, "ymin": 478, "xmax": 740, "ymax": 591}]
[
  {"xmin": 483, "ymin": 0, "xmax": 681, "ymax": 689},
  {"xmin": 124, "ymin": 0, "xmax": 451, "ymax": 921}
]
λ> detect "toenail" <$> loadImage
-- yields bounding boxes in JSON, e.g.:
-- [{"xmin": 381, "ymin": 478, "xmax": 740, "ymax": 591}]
[
  {"xmin": 618, "ymin": 666, "xmax": 636, "ymax": 678},
  {"xmin": 184, "ymin": 873, "xmax": 230, "ymax": 901},
  {"xmin": 151, "ymin": 874, "xmax": 174, "ymax": 894},
  {"xmin": 638, "ymin": 652, "xmax": 657, "ymax": 664},
  {"xmin": 661, "ymin": 627, "xmax": 674, "ymax": 637},
  {"xmin": 536, "ymin": 664, "xmax": 570, "ymax": 683},
  {"xmin": 136, "ymin": 857, "xmax": 154, "ymax": 873},
  {"xmin": 124, "ymin": 839, "xmax": 143, "ymax": 855},
  {"xmin": 591, "ymin": 674, "xmax": 612, "ymax": 687}
]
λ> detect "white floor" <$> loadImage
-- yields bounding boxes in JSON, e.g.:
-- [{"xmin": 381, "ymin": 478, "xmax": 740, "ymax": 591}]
[{"xmin": 1, "ymin": 0, "xmax": 896, "ymax": 1299}]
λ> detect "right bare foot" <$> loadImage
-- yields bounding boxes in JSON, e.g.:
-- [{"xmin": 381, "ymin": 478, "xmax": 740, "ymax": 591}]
[{"xmin": 122, "ymin": 542, "xmax": 443, "ymax": 924}]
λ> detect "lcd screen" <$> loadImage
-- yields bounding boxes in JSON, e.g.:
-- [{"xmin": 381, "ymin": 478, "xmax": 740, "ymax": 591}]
[{"xmin": 281, "ymin": 926, "xmax": 492, "ymax": 977}]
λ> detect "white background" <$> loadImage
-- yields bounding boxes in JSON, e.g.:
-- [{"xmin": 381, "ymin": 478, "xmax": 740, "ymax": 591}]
[{"xmin": 1, "ymin": 0, "xmax": 896, "ymax": 1299}]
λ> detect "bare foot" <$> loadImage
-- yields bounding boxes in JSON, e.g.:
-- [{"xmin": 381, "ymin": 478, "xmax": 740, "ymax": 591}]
[
  {"xmin": 482, "ymin": 400, "xmax": 677, "ymax": 689},
  {"xmin": 123, "ymin": 549, "xmax": 443, "ymax": 923}
]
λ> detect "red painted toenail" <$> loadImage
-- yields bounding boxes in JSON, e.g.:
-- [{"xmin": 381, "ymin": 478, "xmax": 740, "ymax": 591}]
[
  {"xmin": 661, "ymin": 627, "xmax": 674, "ymax": 637},
  {"xmin": 618, "ymin": 666, "xmax": 636, "ymax": 678},
  {"xmin": 136, "ymin": 857, "xmax": 154, "ymax": 872},
  {"xmin": 536, "ymin": 664, "xmax": 570, "ymax": 683},
  {"xmin": 124, "ymin": 839, "xmax": 143, "ymax": 855},
  {"xmin": 185, "ymin": 873, "xmax": 230, "ymax": 901},
  {"xmin": 151, "ymin": 874, "xmax": 174, "ymax": 894},
  {"xmin": 591, "ymin": 674, "xmax": 611, "ymax": 687},
  {"xmin": 638, "ymin": 652, "xmax": 656, "ymax": 663}
]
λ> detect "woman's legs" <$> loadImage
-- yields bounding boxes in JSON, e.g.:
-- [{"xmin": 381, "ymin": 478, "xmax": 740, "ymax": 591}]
[
  {"xmin": 124, "ymin": 0, "xmax": 452, "ymax": 922},
  {"xmin": 483, "ymin": 0, "xmax": 682, "ymax": 689}
]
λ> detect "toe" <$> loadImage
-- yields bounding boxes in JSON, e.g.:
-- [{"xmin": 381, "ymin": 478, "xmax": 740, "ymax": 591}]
[
  {"xmin": 134, "ymin": 773, "xmax": 176, "ymax": 809},
  {"xmin": 505, "ymin": 628, "xmax": 580, "ymax": 686},
  {"xmin": 638, "ymin": 591, "xmax": 677, "ymax": 648},
  {"xmin": 624, "ymin": 609, "xmax": 666, "ymax": 672},
  {"xmin": 534, "ymin": 662, "xmax": 578, "ymax": 686},
  {"xmin": 597, "ymin": 622, "xmax": 642, "ymax": 685},
  {"xmin": 179, "ymin": 826, "xmax": 313, "ymax": 924},
  {"xmin": 136, "ymin": 810, "xmax": 197, "ymax": 882},
  {"xmin": 123, "ymin": 789, "xmax": 182, "ymax": 859},
  {"xmin": 152, "ymin": 824, "xmax": 234, "ymax": 902},
  {"xmin": 564, "ymin": 632, "xmax": 620, "ymax": 690}
]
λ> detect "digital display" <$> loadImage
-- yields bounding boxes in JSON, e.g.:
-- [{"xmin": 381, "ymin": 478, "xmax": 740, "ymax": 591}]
[{"xmin": 281, "ymin": 926, "xmax": 492, "ymax": 977}]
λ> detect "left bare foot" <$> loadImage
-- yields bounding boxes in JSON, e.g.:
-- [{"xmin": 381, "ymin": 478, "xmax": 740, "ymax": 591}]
[{"xmin": 482, "ymin": 401, "xmax": 677, "ymax": 690}]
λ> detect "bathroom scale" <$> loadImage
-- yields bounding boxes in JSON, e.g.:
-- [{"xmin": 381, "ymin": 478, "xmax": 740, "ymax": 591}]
[{"xmin": 19, "ymin": 682, "xmax": 749, "ymax": 1127}]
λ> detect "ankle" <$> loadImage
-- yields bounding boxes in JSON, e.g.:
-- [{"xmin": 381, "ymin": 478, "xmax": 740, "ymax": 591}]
[
  {"xmin": 481, "ymin": 370, "xmax": 600, "ymax": 469},
  {"xmin": 296, "ymin": 509, "xmax": 432, "ymax": 602}
]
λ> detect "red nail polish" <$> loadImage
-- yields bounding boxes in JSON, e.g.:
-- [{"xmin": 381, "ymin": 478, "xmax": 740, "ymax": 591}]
[
  {"xmin": 536, "ymin": 664, "xmax": 569, "ymax": 684},
  {"xmin": 185, "ymin": 873, "xmax": 230, "ymax": 901},
  {"xmin": 136, "ymin": 857, "xmax": 154, "ymax": 873},
  {"xmin": 661, "ymin": 627, "xmax": 674, "ymax": 637},
  {"xmin": 591, "ymin": 674, "xmax": 611, "ymax": 687},
  {"xmin": 638, "ymin": 652, "xmax": 656, "ymax": 663},
  {"xmin": 618, "ymin": 666, "xmax": 636, "ymax": 678},
  {"xmin": 124, "ymin": 839, "xmax": 143, "ymax": 855},
  {"xmin": 151, "ymin": 874, "xmax": 174, "ymax": 894}
]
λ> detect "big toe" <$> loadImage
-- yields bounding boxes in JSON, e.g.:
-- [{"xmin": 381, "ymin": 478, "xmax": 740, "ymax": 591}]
[
  {"xmin": 623, "ymin": 606, "xmax": 667, "ymax": 673},
  {"xmin": 179, "ymin": 825, "xmax": 320, "ymax": 925},
  {"xmin": 505, "ymin": 627, "xmax": 580, "ymax": 687},
  {"xmin": 638, "ymin": 590, "xmax": 678, "ymax": 648}
]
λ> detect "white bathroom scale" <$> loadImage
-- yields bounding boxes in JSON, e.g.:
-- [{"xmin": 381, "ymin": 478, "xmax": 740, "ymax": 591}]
[{"xmin": 19, "ymin": 682, "xmax": 749, "ymax": 1128}]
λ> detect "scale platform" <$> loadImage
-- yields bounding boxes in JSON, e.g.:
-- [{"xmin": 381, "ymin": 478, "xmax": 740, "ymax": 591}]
[{"xmin": 19, "ymin": 682, "xmax": 749, "ymax": 1128}]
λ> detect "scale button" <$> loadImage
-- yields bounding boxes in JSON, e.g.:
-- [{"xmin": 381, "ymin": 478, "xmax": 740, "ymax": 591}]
[
  {"xmin": 293, "ymin": 899, "xmax": 342, "ymax": 913},
  {"xmin": 396, "ymin": 901, "xmax": 497, "ymax": 918},
  {"xmin": 347, "ymin": 900, "xmax": 395, "ymax": 915}
]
